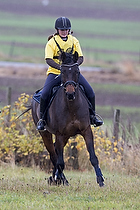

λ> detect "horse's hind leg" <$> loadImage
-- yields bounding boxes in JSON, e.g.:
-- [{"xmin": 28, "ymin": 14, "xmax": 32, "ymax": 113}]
[{"xmin": 83, "ymin": 126, "xmax": 104, "ymax": 187}]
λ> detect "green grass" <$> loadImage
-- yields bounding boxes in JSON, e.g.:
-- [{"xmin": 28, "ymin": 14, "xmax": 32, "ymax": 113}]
[
  {"xmin": 0, "ymin": 165, "xmax": 140, "ymax": 210},
  {"xmin": 0, "ymin": 0, "xmax": 140, "ymax": 63},
  {"xmin": 91, "ymin": 82, "xmax": 140, "ymax": 95}
]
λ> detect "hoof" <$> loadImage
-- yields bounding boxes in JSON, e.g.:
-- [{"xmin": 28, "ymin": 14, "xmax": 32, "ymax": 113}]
[
  {"xmin": 97, "ymin": 176, "xmax": 104, "ymax": 187},
  {"xmin": 48, "ymin": 176, "xmax": 55, "ymax": 185},
  {"xmin": 48, "ymin": 175, "xmax": 61, "ymax": 186},
  {"xmin": 54, "ymin": 170, "xmax": 69, "ymax": 186},
  {"xmin": 62, "ymin": 177, "xmax": 69, "ymax": 186},
  {"xmin": 48, "ymin": 173, "xmax": 69, "ymax": 186}
]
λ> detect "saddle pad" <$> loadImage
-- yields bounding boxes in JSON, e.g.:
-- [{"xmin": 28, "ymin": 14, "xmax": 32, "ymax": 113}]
[
  {"xmin": 33, "ymin": 89, "xmax": 42, "ymax": 104},
  {"xmin": 32, "ymin": 86, "xmax": 60, "ymax": 104}
]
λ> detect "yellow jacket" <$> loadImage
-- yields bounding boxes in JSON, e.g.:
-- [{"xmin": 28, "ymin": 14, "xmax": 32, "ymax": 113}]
[{"xmin": 45, "ymin": 34, "xmax": 83, "ymax": 75}]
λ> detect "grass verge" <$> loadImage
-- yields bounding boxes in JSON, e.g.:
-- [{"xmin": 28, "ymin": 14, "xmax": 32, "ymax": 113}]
[{"xmin": 0, "ymin": 165, "xmax": 140, "ymax": 210}]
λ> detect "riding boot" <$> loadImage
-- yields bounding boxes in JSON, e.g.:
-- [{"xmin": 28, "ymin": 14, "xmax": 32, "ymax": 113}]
[
  {"xmin": 37, "ymin": 97, "xmax": 47, "ymax": 131},
  {"xmin": 89, "ymin": 97, "xmax": 103, "ymax": 127}
]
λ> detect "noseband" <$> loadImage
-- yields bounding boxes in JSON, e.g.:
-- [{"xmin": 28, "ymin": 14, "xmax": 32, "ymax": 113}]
[
  {"xmin": 63, "ymin": 80, "xmax": 78, "ymax": 101},
  {"xmin": 64, "ymin": 80, "xmax": 77, "ymax": 88}
]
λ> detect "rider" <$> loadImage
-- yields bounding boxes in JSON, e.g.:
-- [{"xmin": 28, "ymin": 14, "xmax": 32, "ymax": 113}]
[{"xmin": 37, "ymin": 17, "xmax": 103, "ymax": 131}]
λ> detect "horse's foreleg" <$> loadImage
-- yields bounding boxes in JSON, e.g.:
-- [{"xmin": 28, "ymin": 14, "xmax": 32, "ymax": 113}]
[
  {"xmin": 83, "ymin": 126, "xmax": 104, "ymax": 187},
  {"xmin": 55, "ymin": 134, "xmax": 65, "ymax": 173},
  {"xmin": 40, "ymin": 131, "xmax": 59, "ymax": 185},
  {"xmin": 40, "ymin": 131, "xmax": 57, "ymax": 171},
  {"xmin": 54, "ymin": 134, "xmax": 69, "ymax": 185}
]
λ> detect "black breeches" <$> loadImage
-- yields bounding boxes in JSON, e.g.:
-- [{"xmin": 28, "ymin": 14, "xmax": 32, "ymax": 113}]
[{"xmin": 41, "ymin": 73, "xmax": 61, "ymax": 101}]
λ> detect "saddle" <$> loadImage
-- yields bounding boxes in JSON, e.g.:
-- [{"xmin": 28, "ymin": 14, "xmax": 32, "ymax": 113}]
[{"xmin": 33, "ymin": 86, "xmax": 60, "ymax": 105}]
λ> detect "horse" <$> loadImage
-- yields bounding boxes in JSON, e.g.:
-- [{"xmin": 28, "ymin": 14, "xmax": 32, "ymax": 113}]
[{"xmin": 31, "ymin": 53, "xmax": 104, "ymax": 187}]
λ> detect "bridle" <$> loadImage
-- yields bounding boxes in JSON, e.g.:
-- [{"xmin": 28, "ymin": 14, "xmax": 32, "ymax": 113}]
[
  {"xmin": 63, "ymin": 80, "xmax": 77, "ymax": 89},
  {"xmin": 61, "ymin": 63, "xmax": 79, "ymax": 101}
]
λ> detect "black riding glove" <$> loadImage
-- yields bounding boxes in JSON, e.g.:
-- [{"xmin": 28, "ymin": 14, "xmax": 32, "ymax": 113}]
[{"xmin": 46, "ymin": 58, "xmax": 61, "ymax": 70}]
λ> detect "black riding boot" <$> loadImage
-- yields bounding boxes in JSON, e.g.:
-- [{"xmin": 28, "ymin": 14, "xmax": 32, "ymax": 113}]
[
  {"xmin": 37, "ymin": 98, "xmax": 47, "ymax": 131},
  {"xmin": 89, "ymin": 97, "xmax": 103, "ymax": 127}
]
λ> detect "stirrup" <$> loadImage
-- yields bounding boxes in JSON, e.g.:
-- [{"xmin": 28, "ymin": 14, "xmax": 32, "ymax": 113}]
[
  {"xmin": 90, "ymin": 113, "xmax": 104, "ymax": 127},
  {"xmin": 37, "ymin": 119, "xmax": 46, "ymax": 131}
]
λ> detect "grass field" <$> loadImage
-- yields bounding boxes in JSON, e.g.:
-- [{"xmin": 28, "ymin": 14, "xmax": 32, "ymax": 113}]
[
  {"xmin": 0, "ymin": 15, "xmax": 139, "ymax": 62},
  {"xmin": 0, "ymin": 0, "xmax": 140, "ymax": 62},
  {"xmin": 0, "ymin": 165, "xmax": 140, "ymax": 210},
  {"xmin": 0, "ymin": 2, "xmax": 140, "ymax": 208}
]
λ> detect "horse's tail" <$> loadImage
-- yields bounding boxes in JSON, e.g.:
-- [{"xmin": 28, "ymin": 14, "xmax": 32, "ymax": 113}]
[{"xmin": 16, "ymin": 105, "xmax": 32, "ymax": 119}]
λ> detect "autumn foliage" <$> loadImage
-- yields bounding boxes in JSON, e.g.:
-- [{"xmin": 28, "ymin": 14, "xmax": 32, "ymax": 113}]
[{"xmin": 0, "ymin": 94, "xmax": 139, "ymax": 175}]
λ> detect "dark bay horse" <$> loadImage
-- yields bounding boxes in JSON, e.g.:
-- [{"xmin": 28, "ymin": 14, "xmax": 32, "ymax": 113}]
[{"xmin": 31, "ymin": 59, "xmax": 104, "ymax": 187}]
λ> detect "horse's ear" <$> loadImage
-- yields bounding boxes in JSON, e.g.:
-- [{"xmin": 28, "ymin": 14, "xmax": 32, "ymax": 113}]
[
  {"xmin": 73, "ymin": 51, "xmax": 78, "ymax": 63},
  {"xmin": 61, "ymin": 52, "xmax": 66, "ymax": 63}
]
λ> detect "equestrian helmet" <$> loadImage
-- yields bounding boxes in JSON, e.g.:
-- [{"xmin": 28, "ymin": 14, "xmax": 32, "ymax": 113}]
[{"xmin": 55, "ymin": 17, "xmax": 71, "ymax": 30}]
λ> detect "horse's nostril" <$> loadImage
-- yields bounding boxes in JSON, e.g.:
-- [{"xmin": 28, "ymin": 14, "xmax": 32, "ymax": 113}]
[{"xmin": 67, "ymin": 93, "xmax": 75, "ymax": 101}]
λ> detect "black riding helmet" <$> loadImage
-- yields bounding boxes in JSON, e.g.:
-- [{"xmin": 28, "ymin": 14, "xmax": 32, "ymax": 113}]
[{"xmin": 55, "ymin": 17, "xmax": 71, "ymax": 30}]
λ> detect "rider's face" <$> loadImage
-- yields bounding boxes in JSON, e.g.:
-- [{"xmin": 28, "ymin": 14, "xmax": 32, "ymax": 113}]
[{"xmin": 58, "ymin": 29, "xmax": 69, "ymax": 37}]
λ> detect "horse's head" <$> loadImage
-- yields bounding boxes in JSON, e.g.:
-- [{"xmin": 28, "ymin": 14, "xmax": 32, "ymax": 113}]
[
  {"xmin": 60, "ymin": 51, "xmax": 79, "ymax": 65},
  {"xmin": 61, "ymin": 63, "xmax": 80, "ymax": 101}
]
